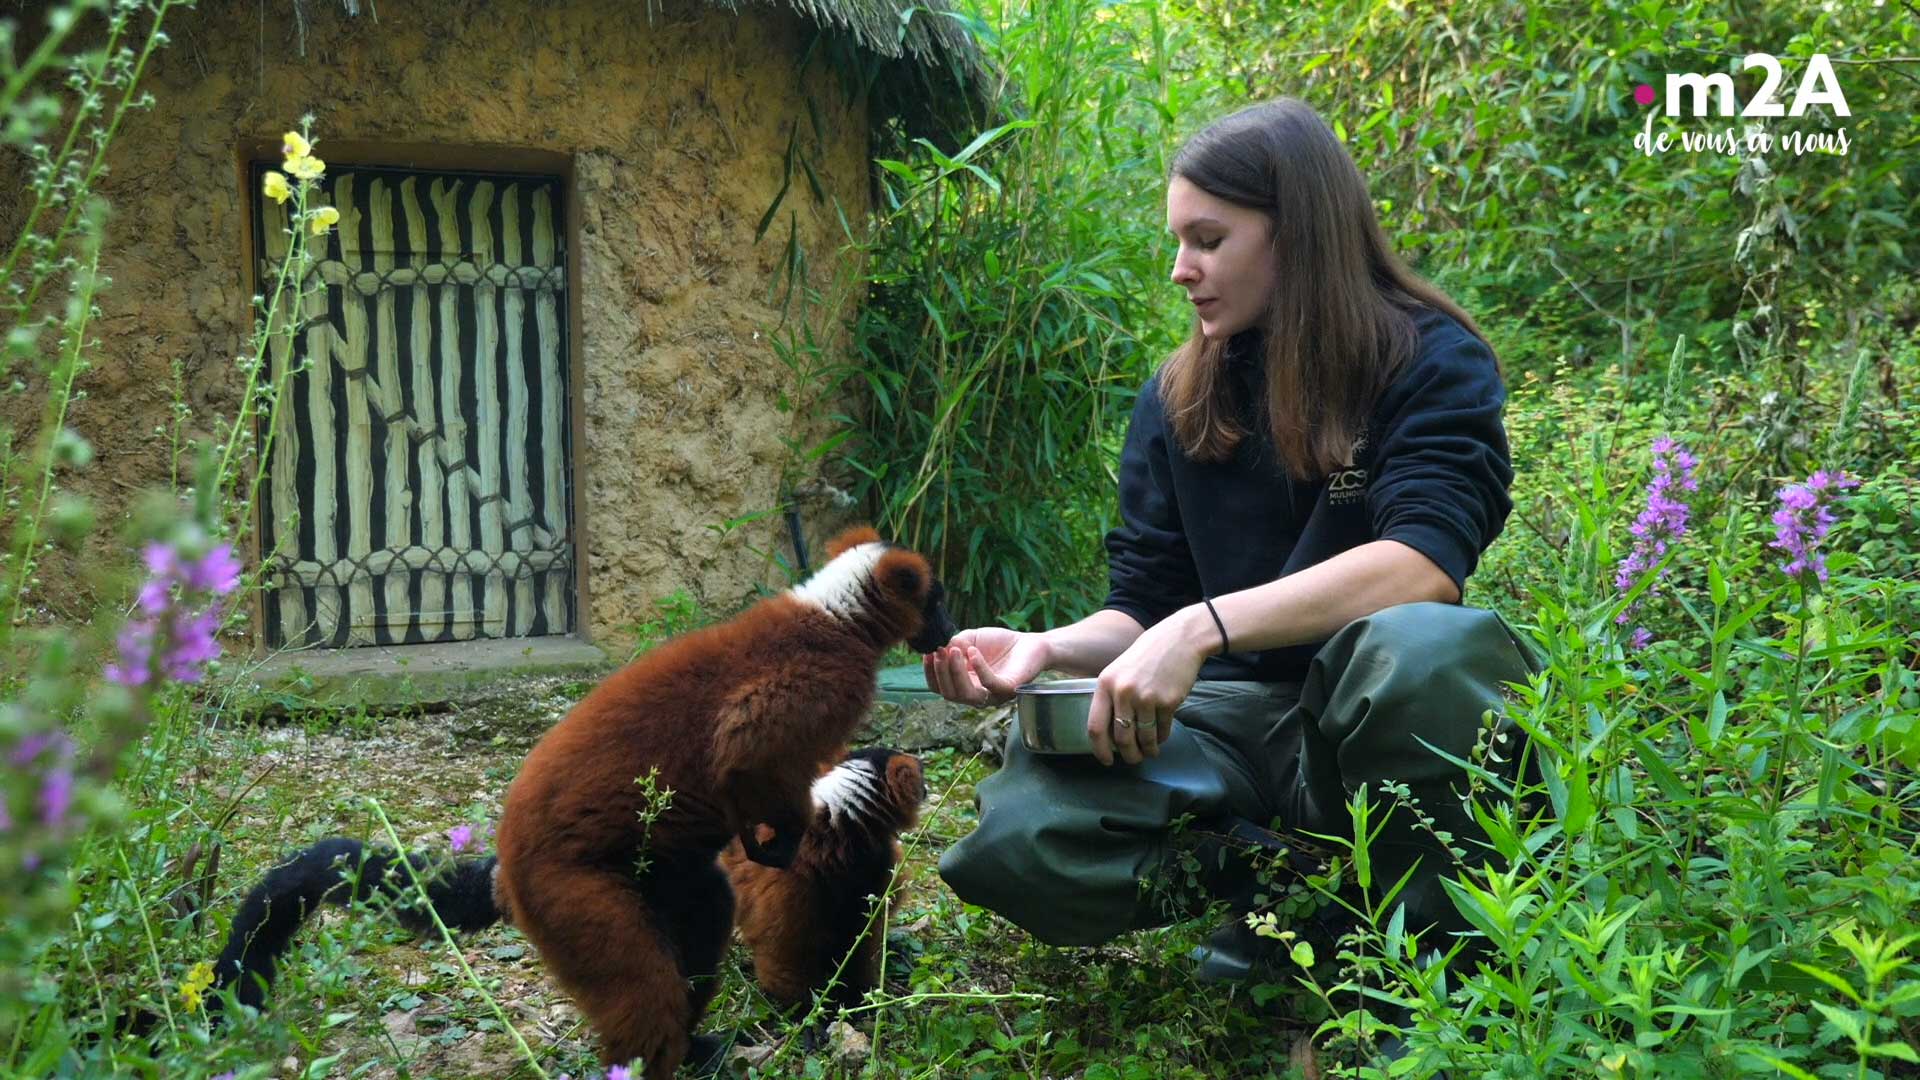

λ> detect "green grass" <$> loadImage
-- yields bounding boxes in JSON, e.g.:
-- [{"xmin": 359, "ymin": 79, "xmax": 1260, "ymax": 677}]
[
  {"xmin": 74, "ymin": 705, "xmax": 1326, "ymax": 1079},
  {"xmin": 5, "ymin": 1, "xmax": 1918, "ymax": 1077}
]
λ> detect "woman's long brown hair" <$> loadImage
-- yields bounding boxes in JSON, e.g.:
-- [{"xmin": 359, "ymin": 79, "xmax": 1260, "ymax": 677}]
[{"xmin": 1159, "ymin": 97, "xmax": 1495, "ymax": 478}]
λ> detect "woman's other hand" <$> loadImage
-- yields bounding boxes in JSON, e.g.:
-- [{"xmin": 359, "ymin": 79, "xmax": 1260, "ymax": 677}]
[
  {"xmin": 923, "ymin": 628, "xmax": 1051, "ymax": 707},
  {"xmin": 1086, "ymin": 613, "xmax": 1208, "ymax": 766}
]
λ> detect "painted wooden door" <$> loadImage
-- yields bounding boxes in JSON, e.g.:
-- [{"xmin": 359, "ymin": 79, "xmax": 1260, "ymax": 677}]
[{"xmin": 255, "ymin": 166, "xmax": 575, "ymax": 648}]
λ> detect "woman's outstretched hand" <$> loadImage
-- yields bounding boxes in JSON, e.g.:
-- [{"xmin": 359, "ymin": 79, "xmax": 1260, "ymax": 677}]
[{"xmin": 922, "ymin": 628, "xmax": 1051, "ymax": 707}]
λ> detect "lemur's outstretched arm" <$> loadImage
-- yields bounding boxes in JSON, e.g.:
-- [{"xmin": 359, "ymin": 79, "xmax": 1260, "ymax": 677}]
[{"xmin": 713, "ymin": 680, "xmax": 832, "ymax": 868}]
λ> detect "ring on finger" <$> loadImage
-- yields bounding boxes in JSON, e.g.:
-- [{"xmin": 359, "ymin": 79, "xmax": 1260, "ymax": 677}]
[{"xmin": 1113, "ymin": 714, "xmax": 1135, "ymax": 729}]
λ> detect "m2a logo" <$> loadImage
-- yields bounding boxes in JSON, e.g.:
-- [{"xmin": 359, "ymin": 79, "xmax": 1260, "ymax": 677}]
[{"xmin": 1659, "ymin": 53, "xmax": 1850, "ymax": 118}]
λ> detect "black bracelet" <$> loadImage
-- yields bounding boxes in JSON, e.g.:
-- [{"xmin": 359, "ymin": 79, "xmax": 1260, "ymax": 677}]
[{"xmin": 1202, "ymin": 595, "xmax": 1230, "ymax": 656}]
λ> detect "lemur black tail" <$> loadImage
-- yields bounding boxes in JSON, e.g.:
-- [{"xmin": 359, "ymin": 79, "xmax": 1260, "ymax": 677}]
[{"xmin": 213, "ymin": 837, "xmax": 500, "ymax": 1012}]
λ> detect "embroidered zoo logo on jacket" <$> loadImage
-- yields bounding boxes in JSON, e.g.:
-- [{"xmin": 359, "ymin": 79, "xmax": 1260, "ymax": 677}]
[{"xmin": 1328, "ymin": 431, "xmax": 1370, "ymax": 506}]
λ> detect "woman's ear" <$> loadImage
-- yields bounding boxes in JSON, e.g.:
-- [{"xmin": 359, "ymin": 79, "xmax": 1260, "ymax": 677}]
[{"xmin": 825, "ymin": 526, "xmax": 883, "ymax": 561}]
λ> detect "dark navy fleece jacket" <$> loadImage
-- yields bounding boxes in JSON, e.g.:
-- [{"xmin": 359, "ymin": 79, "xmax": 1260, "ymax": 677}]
[{"xmin": 1101, "ymin": 305, "xmax": 1513, "ymax": 682}]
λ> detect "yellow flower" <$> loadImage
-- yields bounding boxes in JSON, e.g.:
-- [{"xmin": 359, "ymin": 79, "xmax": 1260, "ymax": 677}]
[
  {"xmin": 308, "ymin": 206, "xmax": 340, "ymax": 235},
  {"xmin": 179, "ymin": 960, "xmax": 215, "ymax": 1013},
  {"xmin": 285, "ymin": 154, "xmax": 325, "ymax": 182},
  {"xmin": 262, "ymin": 171, "xmax": 291, "ymax": 204},
  {"xmin": 281, "ymin": 130, "xmax": 311, "ymax": 161}
]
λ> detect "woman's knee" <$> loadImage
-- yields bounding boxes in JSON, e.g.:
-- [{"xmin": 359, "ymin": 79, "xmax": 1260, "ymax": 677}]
[
  {"xmin": 937, "ymin": 821, "xmax": 1153, "ymax": 946},
  {"xmin": 938, "ymin": 827, "xmax": 1065, "ymax": 907},
  {"xmin": 1341, "ymin": 603, "xmax": 1531, "ymax": 689},
  {"xmin": 1310, "ymin": 602, "xmax": 1524, "ymax": 753},
  {"xmin": 1350, "ymin": 600, "xmax": 1496, "ymax": 652}
]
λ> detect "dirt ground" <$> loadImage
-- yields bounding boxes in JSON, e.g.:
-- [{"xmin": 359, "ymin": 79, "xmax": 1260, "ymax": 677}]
[{"xmin": 189, "ymin": 676, "xmax": 981, "ymax": 1078}]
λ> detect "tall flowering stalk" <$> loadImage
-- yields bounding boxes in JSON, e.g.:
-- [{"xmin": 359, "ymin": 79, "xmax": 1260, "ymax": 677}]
[
  {"xmin": 4, "ymin": 530, "xmax": 239, "ymax": 877},
  {"xmin": 1769, "ymin": 470, "xmax": 1861, "ymax": 586},
  {"xmin": 216, "ymin": 122, "xmax": 337, "ymax": 549},
  {"xmin": 1613, "ymin": 436, "xmax": 1700, "ymax": 647},
  {"xmin": 3, "ymin": 112, "xmax": 337, "ymax": 1033},
  {"xmin": 0, "ymin": 2, "xmax": 204, "ymax": 1028},
  {"xmin": 1764, "ymin": 469, "xmax": 1860, "ymax": 815}
]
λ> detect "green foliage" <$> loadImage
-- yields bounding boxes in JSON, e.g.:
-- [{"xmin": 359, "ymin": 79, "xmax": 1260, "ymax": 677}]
[
  {"xmin": 774, "ymin": 0, "xmax": 1224, "ymax": 629},
  {"xmin": 630, "ymin": 765, "xmax": 675, "ymax": 878},
  {"xmin": 623, "ymin": 587, "xmax": 711, "ymax": 660},
  {"xmin": 1263, "ymin": 359, "xmax": 1920, "ymax": 1073},
  {"xmin": 0, "ymin": 0, "xmax": 192, "ymax": 1034},
  {"xmin": 0, "ymin": 2, "xmax": 352, "ymax": 1072},
  {"xmin": 3, "ymin": 0, "xmax": 1916, "ymax": 1077},
  {"xmin": 1174, "ymin": 0, "xmax": 1918, "ymax": 379}
]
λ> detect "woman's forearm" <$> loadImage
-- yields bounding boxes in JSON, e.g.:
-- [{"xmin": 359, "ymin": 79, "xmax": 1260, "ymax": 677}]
[
  {"xmin": 1046, "ymin": 540, "xmax": 1452, "ymax": 678},
  {"xmin": 1158, "ymin": 540, "xmax": 1461, "ymax": 662},
  {"xmin": 1038, "ymin": 608, "xmax": 1148, "ymax": 676}
]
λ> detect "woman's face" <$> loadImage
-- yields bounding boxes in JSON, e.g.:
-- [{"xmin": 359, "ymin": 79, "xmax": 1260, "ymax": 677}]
[{"xmin": 1166, "ymin": 175, "xmax": 1277, "ymax": 340}]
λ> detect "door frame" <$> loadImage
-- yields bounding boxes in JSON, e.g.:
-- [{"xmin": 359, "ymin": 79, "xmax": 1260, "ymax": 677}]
[{"xmin": 235, "ymin": 139, "xmax": 591, "ymax": 656}]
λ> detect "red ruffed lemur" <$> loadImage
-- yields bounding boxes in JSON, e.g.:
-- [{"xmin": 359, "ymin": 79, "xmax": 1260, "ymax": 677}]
[
  {"xmin": 721, "ymin": 747, "xmax": 928, "ymax": 1014},
  {"xmin": 197, "ymin": 527, "xmax": 954, "ymax": 1077},
  {"xmin": 492, "ymin": 526, "xmax": 954, "ymax": 1075},
  {"xmin": 198, "ymin": 750, "xmax": 925, "ymax": 1054}
]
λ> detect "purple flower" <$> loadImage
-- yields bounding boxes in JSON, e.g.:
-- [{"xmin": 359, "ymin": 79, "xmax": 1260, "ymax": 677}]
[
  {"xmin": 144, "ymin": 541, "xmax": 180, "ymax": 579},
  {"xmin": 106, "ymin": 616, "xmax": 159, "ymax": 687},
  {"xmin": 9, "ymin": 733, "xmax": 77, "ymax": 830},
  {"xmin": 8, "ymin": 731, "xmax": 71, "ymax": 767},
  {"xmin": 107, "ymin": 536, "xmax": 237, "ymax": 688},
  {"xmin": 446, "ymin": 824, "xmax": 476, "ymax": 853},
  {"xmin": 185, "ymin": 544, "xmax": 242, "ymax": 596},
  {"xmin": 605, "ymin": 1068, "xmax": 632, "ymax": 1080},
  {"xmin": 163, "ymin": 608, "xmax": 223, "ymax": 683},
  {"xmin": 1614, "ymin": 437, "xmax": 1700, "ymax": 642},
  {"xmin": 1770, "ymin": 471, "xmax": 1860, "ymax": 584},
  {"xmin": 38, "ymin": 767, "xmax": 74, "ymax": 828},
  {"xmin": 211, "ymin": 1072, "xmax": 238, "ymax": 1080},
  {"xmin": 137, "ymin": 576, "xmax": 173, "ymax": 615},
  {"xmin": 1630, "ymin": 627, "xmax": 1653, "ymax": 650}
]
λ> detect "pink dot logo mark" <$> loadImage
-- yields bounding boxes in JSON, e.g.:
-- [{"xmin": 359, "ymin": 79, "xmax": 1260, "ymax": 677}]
[{"xmin": 1634, "ymin": 83, "xmax": 1657, "ymax": 107}]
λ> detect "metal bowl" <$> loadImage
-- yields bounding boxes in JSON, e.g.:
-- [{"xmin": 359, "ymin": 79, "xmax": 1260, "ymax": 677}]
[{"xmin": 1014, "ymin": 678, "xmax": 1099, "ymax": 755}]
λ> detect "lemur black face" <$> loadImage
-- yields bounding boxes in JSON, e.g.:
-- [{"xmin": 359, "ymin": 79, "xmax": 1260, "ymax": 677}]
[{"xmin": 907, "ymin": 579, "xmax": 958, "ymax": 653}]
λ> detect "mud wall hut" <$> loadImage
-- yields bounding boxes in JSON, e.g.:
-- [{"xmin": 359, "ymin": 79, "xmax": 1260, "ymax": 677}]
[{"xmin": 0, "ymin": 0, "xmax": 983, "ymax": 659}]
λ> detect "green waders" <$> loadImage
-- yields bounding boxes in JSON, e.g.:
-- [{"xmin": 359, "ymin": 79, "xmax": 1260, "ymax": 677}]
[{"xmin": 937, "ymin": 602, "xmax": 1542, "ymax": 948}]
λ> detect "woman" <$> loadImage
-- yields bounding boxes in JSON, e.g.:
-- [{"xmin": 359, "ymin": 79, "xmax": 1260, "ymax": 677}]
[{"xmin": 927, "ymin": 98, "xmax": 1540, "ymax": 975}]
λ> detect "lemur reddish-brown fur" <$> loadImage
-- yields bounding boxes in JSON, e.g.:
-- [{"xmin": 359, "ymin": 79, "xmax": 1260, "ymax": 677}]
[
  {"xmin": 492, "ymin": 527, "xmax": 955, "ymax": 1075},
  {"xmin": 722, "ymin": 748, "xmax": 927, "ymax": 1012}
]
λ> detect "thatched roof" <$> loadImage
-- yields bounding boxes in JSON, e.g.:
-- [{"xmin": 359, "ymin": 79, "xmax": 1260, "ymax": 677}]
[
  {"xmin": 321, "ymin": 0, "xmax": 979, "ymax": 69},
  {"xmin": 306, "ymin": 0, "xmax": 993, "ymax": 144},
  {"xmin": 714, "ymin": 0, "xmax": 981, "ymax": 73},
  {"xmin": 741, "ymin": 0, "xmax": 996, "ymax": 146}
]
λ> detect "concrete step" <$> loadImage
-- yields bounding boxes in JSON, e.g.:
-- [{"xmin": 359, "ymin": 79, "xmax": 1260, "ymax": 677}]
[
  {"xmin": 224, "ymin": 649, "xmax": 1006, "ymax": 758},
  {"xmin": 231, "ymin": 635, "xmax": 612, "ymax": 711}
]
